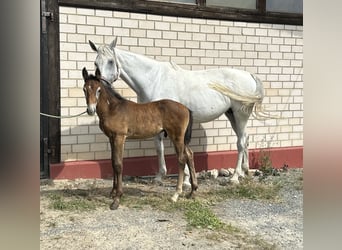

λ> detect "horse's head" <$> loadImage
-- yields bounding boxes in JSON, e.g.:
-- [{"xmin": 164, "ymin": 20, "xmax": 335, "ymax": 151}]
[
  {"xmin": 82, "ymin": 67, "xmax": 102, "ymax": 116},
  {"xmin": 89, "ymin": 37, "xmax": 120, "ymax": 84}
]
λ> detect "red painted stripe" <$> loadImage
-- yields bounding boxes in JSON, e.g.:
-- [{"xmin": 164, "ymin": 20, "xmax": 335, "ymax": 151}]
[{"xmin": 50, "ymin": 146, "xmax": 303, "ymax": 179}]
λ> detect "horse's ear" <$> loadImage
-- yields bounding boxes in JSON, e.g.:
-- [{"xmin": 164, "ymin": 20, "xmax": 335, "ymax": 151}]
[
  {"xmin": 82, "ymin": 67, "xmax": 88, "ymax": 80},
  {"xmin": 95, "ymin": 68, "xmax": 101, "ymax": 79},
  {"xmin": 109, "ymin": 37, "xmax": 117, "ymax": 50},
  {"xmin": 89, "ymin": 40, "xmax": 98, "ymax": 52}
]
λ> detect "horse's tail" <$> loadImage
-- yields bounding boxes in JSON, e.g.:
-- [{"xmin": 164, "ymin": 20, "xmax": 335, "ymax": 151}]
[
  {"xmin": 208, "ymin": 80, "xmax": 279, "ymax": 120},
  {"xmin": 184, "ymin": 109, "xmax": 193, "ymax": 145}
]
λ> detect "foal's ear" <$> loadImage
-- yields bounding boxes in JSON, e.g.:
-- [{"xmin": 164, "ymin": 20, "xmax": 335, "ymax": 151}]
[
  {"xmin": 89, "ymin": 40, "xmax": 98, "ymax": 52},
  {"xmin": 109, "ymin": 37, "xmax": 117, "ymax": 50},
  {"xmin": 95, "ymin": 68, "xmax": 101, "ymax": 79},
  {"xmin": 82, "ymin": 67, "xmax": 88, "ymax": 80}
]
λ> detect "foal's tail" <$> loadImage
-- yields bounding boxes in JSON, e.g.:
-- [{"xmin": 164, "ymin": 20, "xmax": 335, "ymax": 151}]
[{"xmin": 184, "ymin": 109, "xmax": 193, "ymax": 145}]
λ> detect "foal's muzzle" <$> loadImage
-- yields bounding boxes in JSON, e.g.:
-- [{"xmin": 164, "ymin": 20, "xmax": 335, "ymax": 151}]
[{"xmin": 87, "ymin": 104, "xmax": 96, "ymax": 116}]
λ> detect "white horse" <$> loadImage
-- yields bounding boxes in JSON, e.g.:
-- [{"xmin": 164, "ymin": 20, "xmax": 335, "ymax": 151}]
[{"xmin": 89, "ymin": 37, "xmax": 266, "ymax": 184}]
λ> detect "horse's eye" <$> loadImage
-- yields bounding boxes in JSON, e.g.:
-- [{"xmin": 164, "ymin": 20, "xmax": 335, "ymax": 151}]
[{"xmin": 108, "ymin": 59, "xmax": 114, "ymax": 65}]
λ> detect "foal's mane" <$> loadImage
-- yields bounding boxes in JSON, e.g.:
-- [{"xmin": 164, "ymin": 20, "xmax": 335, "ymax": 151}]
[{"xmin": 86, "ymin": 74, "xmax": 125, "ymax": 101}]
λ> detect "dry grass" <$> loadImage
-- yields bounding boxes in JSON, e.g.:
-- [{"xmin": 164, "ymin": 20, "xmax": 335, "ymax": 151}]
[{"xmin": 41, "ymin": 174, "xmax": 285, "ymax": 249}]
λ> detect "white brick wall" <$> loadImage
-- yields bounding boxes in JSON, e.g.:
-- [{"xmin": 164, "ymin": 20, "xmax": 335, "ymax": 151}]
[{"xmin": 59, "ymin": 7, "xmax": 303, "ymax": 162}]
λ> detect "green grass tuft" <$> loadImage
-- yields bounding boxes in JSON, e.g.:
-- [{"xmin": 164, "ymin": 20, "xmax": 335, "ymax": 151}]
[
  {"xmin": 184, "ymin": 200, "xmax": 223, "ymax": 230},
  {"xmin": 47, "ymin": 192, "xmax": 104, "ymax": 211}
]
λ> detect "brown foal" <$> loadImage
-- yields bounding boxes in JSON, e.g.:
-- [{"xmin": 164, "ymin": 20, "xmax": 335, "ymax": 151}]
[{"xmin": 82, "ymin": 67, "xmax": 198, "ymax": 210}]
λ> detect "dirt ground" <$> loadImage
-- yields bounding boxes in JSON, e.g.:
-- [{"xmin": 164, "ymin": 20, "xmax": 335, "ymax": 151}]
[{"xmin": 40, "ymin": 168, "xmax": 303, "ymax": 249}]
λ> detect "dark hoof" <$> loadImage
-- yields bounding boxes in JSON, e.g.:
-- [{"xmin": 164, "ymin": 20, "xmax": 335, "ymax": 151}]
[
  {"xmin": 110, "ymin": 201, "xmax": 120, "ymax": 210},
  {"xmin": 186, "ymin": 192, "xmax": 196, "ymax": 199}
]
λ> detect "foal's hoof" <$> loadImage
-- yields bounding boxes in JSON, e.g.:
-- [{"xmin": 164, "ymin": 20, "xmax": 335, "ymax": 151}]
[
  {"xmin": 186, "ymin": 192, "xmax": 196, "ymax": 200},
  {"xmin": 110, "ymin": 201, "xmax": 120, "ymax": 210},
  {"xmin": 170, "ymin": 193, "xmax": 179, "ymax": 202}
]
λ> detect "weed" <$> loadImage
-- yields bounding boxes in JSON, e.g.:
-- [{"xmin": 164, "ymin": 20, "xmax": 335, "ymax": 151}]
[
  {"xmin": 204, "ymin": 178, "xmax": 281, "ymax": 203},
  {"xmin": 47, "ymin": 192, "xmax": 105, "ymax": 211},
  {"xmin": 184, "ymin": 200, "xmax": 224, "ymax": 230},
  {"xmin": 258, "ymin": 149, "xmax": 273, "ymax": 173}
]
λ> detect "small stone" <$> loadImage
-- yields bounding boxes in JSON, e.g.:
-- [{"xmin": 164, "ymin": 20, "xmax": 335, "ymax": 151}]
[
  {"xmin": 227, "ymin": 168, "xmax": 235, "ymax": 175},
  {"xmin": 219, "ymin": 177, "xmax": 230, "ymax": 186},
  {"xmin": 219, "ymin": 168, "xmax": 230, "ymax": 177},
  {"xmin": 209, "ymin": 169, "xmax": 219, "ymax": 179},
  {"xmin": 254, "ymin": 169, "xmax": 263, "ymax": 176},
  {"xmin": 248, "ymin": 169, "xmax": 257, "ymax": 175}
]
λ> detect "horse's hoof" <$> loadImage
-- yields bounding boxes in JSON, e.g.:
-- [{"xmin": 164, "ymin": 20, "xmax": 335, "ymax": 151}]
[
  {"xmin": 154, "ymin": 175, "xmax": 164, "ymax": 185},
  {"xmin": 154, "ymin": 179, "xmax": 164, "ymax": 187},
  {"xmin": 110, "ymin": 201, "xmax": 120, "ymax": 210},
  {"xmin": 229, "ymin": 176, "xmax": 240, "ymax": 185}
]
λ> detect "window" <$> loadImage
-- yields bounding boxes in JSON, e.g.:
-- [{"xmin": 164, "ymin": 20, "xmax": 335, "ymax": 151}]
[
  {"xmin": 266, "ymin": 0, "xmax": 303, "ymax": 14},
  {"xmin": 151, "ymin": 0, "xmax": 196, "ymax": 4},
  {"xmin": 59, "ymin": 0, "xmax": 302, "ymax": 25},
  {"xmin": 206, "ymin": 0, "xmax": 257, "ymax": 10}
]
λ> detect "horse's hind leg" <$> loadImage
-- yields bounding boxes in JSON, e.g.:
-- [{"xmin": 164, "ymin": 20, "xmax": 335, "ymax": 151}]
[
  {"xmin": 154, "ymin": 134, "xmax": 167, "ymax": 183},
  {"xmin": 225, "ymin": 107, "xmax": 251, "ymax": 184}
]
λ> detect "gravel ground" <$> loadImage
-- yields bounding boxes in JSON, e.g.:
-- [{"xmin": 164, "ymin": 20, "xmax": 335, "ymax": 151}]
[{"xmin": 40, "ymin": 168, "xmax": 303, "ymax": 249}]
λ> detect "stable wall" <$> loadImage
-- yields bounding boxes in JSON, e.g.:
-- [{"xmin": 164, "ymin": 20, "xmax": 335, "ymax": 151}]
[{"xmin": 53, "ymin": 6, "xmax": 303, "ymax": 178}]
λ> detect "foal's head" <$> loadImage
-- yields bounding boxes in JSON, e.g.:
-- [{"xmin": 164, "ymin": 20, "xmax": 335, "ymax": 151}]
[{"xmin": 82, "ymin": 67, "xmax": 103, "ymax": 116}]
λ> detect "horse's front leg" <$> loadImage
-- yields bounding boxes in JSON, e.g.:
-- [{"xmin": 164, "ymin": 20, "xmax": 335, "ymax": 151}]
[
  {"xmin": 109, "ymin": 136, "xmax": 125, "ymax": 210},
  {"xmin": 154, "ymin": 134, "xmax": 167, "ymax": 183},
  {"xmin": 183, "ymin": 164, "xmax": 191, "ymax": 189}
]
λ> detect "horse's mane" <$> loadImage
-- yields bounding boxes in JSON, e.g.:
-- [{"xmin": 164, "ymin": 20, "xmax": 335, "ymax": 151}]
[{"xmin": 86, "ymin": 74, "xmax": 126, "ymax": 101}]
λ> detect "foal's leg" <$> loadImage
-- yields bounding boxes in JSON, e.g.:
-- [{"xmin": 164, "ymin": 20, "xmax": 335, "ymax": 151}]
[
  {"xmin": 171, "ymin": 163, "xmax": 185, "ymax": 202},
  {"xmin": 154, "ymin": 134, "xmax": 191, "ymax": 187},
  {"xmin": 185, "ymin": 146, "xmax": 198, "ymax": 199},
  {"xmin": 109, "ymin": 136, "xmax": 125, "ymax": 210},
  {"xmin": 225, "ymin": 108, "xmax": 251, "ymax": 184},
  {"xmin": 171, "ymin": 140, "xmax": 186, "ymax": 202},
  {"xmin": 109, "ymin": 137, "xmax": 117, "ymax": 198}
]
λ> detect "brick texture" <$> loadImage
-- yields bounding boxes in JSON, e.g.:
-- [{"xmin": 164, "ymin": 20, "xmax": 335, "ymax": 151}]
[{"xmin": 59, "ymin": 6, "xmax": 303, "ymax": 161}]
